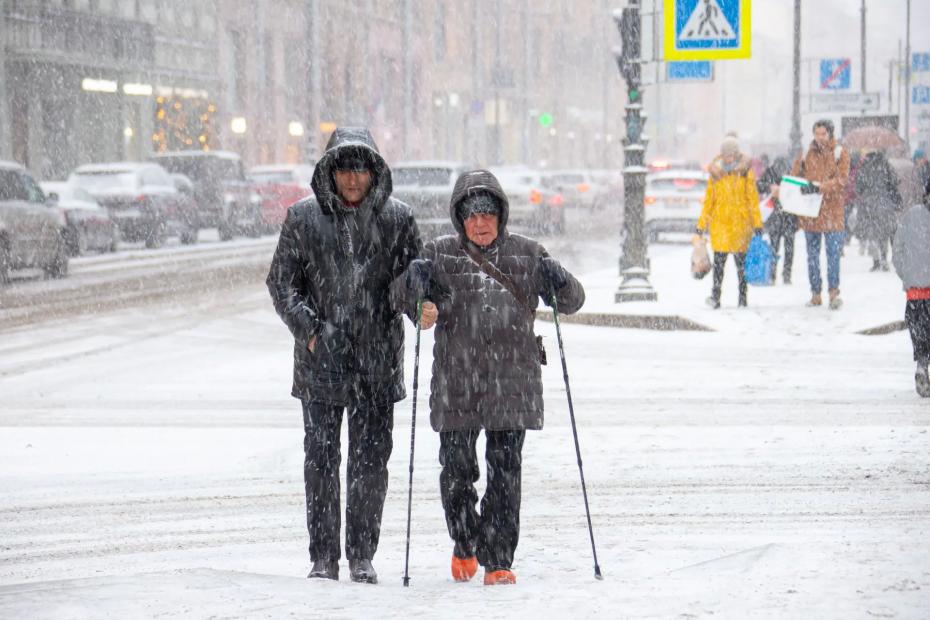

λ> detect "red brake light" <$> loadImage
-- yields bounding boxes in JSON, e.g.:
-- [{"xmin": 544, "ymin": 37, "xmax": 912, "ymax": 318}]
[
  {"xmin": 577, "ymin": 183, "xmax": 590, "ymax": 193},
  {"xmin": 673, "ymin": 179, "xmax": 697, "ymax": 189},
  {"xmin": 644, "ymin": 196, "xmax": 657, "ymax": 205},
  {"xmin": 529, "ymin": 189, "xmax": 542, "ymax": 205}
]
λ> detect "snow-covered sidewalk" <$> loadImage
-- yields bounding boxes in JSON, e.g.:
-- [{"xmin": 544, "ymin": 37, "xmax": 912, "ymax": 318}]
[{"xmin": 0, "ymin": 237, "xmax": 927, "ymax": 619}]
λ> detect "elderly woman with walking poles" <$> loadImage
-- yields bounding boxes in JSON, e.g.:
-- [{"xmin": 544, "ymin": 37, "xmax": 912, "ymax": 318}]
[{"xmin": 393, "ymin": 169, "xmax": 586, "ymax": 586}]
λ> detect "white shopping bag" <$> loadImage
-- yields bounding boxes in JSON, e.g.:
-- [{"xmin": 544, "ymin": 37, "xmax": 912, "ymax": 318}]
[
  {"xmin": 759, "ymin": 194, "xmax": 775, "ymax": 223},
  {"xmin": 778, "ymin": 175, "xmax": 822, "ymax": 218}
]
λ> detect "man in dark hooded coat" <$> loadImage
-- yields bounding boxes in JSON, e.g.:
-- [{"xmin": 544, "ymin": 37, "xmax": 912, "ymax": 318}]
[
  {"xmin": 393, "ymin": 170, "xmax": 585, "ymax": 586},
  {"xmin": 267, "ymin": 127, "xmax": 421, "ymax": 584}
]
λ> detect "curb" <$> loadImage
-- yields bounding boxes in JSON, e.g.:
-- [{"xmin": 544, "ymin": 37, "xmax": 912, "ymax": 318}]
[{"xmin": 537, "ymin": 312, "xmax": 714, "ymax": 332}]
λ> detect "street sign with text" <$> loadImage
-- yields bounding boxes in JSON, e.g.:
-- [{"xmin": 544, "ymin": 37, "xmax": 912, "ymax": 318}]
[
  {"xmin": 811, "ymin": 92, "xmax": 880, "ymax": 113},
  {"xmin": 913, "ymin": 86, "xmax": 930, "ymax": 106},
  {"xmin": 913, "ymin": 53, "xmax": 930, "ymax": 73},
  {"xmin": 664, "ymin": 0, "xmax": 751, "ymax": 61},
  {"xmin": 667, "ymin": 60, "xmax": 714, "ymax": 81}
]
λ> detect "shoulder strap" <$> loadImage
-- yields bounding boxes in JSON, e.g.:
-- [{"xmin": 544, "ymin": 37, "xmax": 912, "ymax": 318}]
[{"xmin": 460, "ymin": 241, "xmax": 535, "ymax": 316}]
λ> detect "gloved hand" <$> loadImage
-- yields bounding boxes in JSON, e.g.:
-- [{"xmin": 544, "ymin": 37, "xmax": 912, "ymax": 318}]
[
  {"xmin": 800, "ymin": 181, "xmax": 820, "ymax": 195},
  {"xmin": 539, "ymin": 256, "xmax": 569, "ymax": 292},
  {"xmin": 406, "ymin": 259, "xmax": 432, "ymax": 300},
  {"xmin": 753, "ymin": 228, "xmax": 763, "ymax": 237},
  {"xmin": 316, "ymin": 321, "xmax": 351, "ymax": 356}
]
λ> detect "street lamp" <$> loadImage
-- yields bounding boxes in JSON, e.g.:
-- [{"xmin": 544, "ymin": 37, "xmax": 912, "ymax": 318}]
[
  {"xmin": 613, "ymin": 2, "xmax": 657, "ymax": 303},
  {"xmin": 230, "ymin": 117, "xmax": 247, "ymax": 134}
]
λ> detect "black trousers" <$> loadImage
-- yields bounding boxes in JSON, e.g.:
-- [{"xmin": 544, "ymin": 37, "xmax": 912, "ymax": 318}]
[
  {"xmin": 769, "ymin": 229, "xmax": 795, "ymax": 280},
  {"xmin": 301, "ymin": 400, "xmax": 394, "ymax": 562},
  {"xmin": 439, "ymin": 429, "xmax": 526, "ymax": 570},
  {"xmin": 711, "ymin": 252, "xmax": 747, "ymax": 302},
  {"xmin": 906, "ymin": 299, "xmax": 930, "ymax": 362}
]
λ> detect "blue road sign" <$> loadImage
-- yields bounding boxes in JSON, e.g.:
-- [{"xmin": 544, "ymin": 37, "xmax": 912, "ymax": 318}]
[
  {"xmin": 913, "ymin": 86, "xmax": 930, "ymax": 106},
  {"xmin": 820, "ymin": 59, "xmax": 851, "ymax": 90},
  {"xmin": 667, "ymin": 61, "xmax": 714, "ymax": 81},
  {"xmin": 913, "ymin": 53, "xmax": 930, "ymax": 73},
  {"xmin": 664, "ymin": 0, "xmax": 750, "ymax": 61}
]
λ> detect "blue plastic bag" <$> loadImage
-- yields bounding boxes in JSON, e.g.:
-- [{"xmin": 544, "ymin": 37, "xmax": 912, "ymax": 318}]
[{"xmin": 744, "ymin": 236, "xmax": 775, "ymax": 286}]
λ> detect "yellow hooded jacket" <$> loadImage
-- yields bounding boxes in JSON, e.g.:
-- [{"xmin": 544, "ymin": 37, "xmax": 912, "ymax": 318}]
[{"xmin": 697, "ymin": 155, "xmax": 762, "ymax": 254}]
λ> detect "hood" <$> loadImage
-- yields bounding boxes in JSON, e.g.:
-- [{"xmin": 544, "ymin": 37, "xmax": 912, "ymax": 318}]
[
  {"xmin": 310, "ymin": 127, "xmax": 392, "ymax": 215},
  {"xmin": 708, "ymin": 153, "xmax": 752, "ymax": 180},
  {"xmin": 449, "ymin": 169, "xmax": 510, "ymax": 239}
]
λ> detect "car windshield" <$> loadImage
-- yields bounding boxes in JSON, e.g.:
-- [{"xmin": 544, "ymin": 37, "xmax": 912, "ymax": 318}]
[
  {"xmin": 494, "ymin": 172, "xmax": 536, "ymax": 187},
  {"xmin": 393, "ymin": 168, "xmax": 453, "ymax": 186},
  {"xmin": 154, "ymin": 156, "xmax": 241, "ymax": 183},
  {"xmin": 551, "ymin": 174, "xmax": 585, "ymax": 184},
  {"xmin": 648, "ymin": 177, "xmax": 707, "ymax": 192},
  {"xmin": 71, "ymin": 171, "xmax": 138, "ymax": 192},
  {"xmin": 0, "ymin": 170, "xmax": 28, "ymax": 200},
  {"xmin": 250, "ymin": 170, "xmax": 296, "ymax": 185}
]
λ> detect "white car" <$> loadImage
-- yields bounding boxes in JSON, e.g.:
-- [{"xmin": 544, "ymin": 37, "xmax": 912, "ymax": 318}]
[
  {"xmin": 41, "ymin": 181, "xmax": 119, "ymax": 255},
  {"xmin": 391, "ymin": 161, "xmax": 473, "ymax": 238},
  {"xmin": 546, "ymin": 169, "xmax": 607, "ymax": 211},
  {"xmin": 488, "ymin": 166, "xmax": 565, "ymax": 235},
  {"xmin": 644, "ymin": 169, "xmax": 709, "ymax": 242}
]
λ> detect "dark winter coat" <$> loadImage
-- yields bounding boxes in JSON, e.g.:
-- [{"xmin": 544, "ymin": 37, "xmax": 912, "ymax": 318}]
[
  {"xmin": 267, "ymin": 127, "xmax": 421, "ymax": 406},
  {"xmin": 855, "ymin": 151, "xmax": 903, "ymax": 242},
  {"xmin": 758, "ymin": 156, "xmax": 797, "ymax": 237},
  {"xmin": 791, "ymin": 139, "xmax": 850, "ymax": 232},
  {"xmin": 393, "ymin": 170, "xmax": 585, "ymax": 432}
]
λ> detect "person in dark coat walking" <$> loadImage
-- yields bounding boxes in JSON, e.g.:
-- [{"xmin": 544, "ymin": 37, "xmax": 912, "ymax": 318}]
[
  {"xmin": 855, "ymin": 150, "xmax": 903, "ymax": 271},
  {"xmin": 267, "ymin": 127, "xmax": 422, "ymax": 584},
  {"xmin": 393, "ymin": 170, "xmax": 585, "ymax": 586},
  {"xmin": 758, "ymin": 155, "xmax": 795, "ymax": 284}
]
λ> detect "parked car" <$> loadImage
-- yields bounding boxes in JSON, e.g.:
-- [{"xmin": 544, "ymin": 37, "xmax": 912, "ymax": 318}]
[
  {"xmin": 0, "ymin": 161, "xmax": 69, "ymax": 282},
  {"xmin": 391, "ymin": 161, "xmax": 473, "ymax": 238},
  {"xmin": 546, "ymin": 169, "xmax": 608, "ymax": 210},
  {"xmin": 489, "ymin": 166, "xmax": 565, "ymax": 235},
  {"xmin": 40, "ymin": 181, "xmax": 119, "ymax": 254},
  {"xmin": 150, "ymin": 151, "xmax": 261, "ymax": 240},
  {"xmin": 69, "ymin": 162, "xmax": 191, "ymax": 249},
  {"xmin": 248, "ymin": 163, "xmax": 314, "ymax": 231},
  {"xmin": 644, "ymin": 169, "xmax": 709, "ymax": 242},
  {"xmin": 168, "ymin": 173, "xmax": 199, "ymax": 244}
]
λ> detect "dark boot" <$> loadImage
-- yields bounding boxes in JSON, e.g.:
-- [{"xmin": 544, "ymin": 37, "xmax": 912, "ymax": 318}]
[
  {"xmin": 916, "ymin": 361, "xmax": 930, "ymax": 398},
  {"xmin": 349, "ymin": 559, "xmax": 378, "ymax": 584},
  {"xmin": 307, "ymin": 559, "xmax": 339, "ymax": 580}
]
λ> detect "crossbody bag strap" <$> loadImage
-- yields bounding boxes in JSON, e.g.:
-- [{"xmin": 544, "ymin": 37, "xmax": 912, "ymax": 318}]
[{"xmin": 460, "ymin": 241, "xmax": 535, "ymax": 316}]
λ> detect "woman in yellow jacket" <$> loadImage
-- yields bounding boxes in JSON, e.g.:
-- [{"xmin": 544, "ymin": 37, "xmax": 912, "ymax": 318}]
[{"xmin": 696, "ymin": 135, "xmax": 763, "ymax": 308}]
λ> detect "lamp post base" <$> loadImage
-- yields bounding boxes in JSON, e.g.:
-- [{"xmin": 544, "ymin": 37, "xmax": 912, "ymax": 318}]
[{"xmin": 615, "ymin": 266, "xmax": 658, "ymax": 303}]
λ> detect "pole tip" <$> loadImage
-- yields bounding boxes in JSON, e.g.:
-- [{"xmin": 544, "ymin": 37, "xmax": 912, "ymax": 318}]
[
  {"xmin": 594, "ymin": 566, "xmax": 604, "ymax": 581},
  {"xmin": 403, "ymin": 576, "xmax": 410, "ymax": 587}
]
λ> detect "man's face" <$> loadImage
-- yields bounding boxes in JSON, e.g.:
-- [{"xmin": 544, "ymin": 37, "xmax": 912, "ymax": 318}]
[
  {"xmin": 813, "ymin": 126, "xmax": 831, "ymax": 147},
  {"xmin": 334, "ymin": 169, "xmax": 372, "ymax": 204},
  {"xmin": 463, "ymin": 213, "xmax": 499, "ymax": 247},
  {"xmin": 722, "ymin": 152, "xmax": 736, "ymax": 165}
]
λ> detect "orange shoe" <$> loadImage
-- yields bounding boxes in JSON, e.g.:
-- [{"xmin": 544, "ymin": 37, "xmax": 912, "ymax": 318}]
[
  {"xmin": 451, "ymin": 554, "xmax": 478, "ymax": 582},
  {"xmin": 483, "ymin": 569, "xmax": 516, "ymax": 585}
]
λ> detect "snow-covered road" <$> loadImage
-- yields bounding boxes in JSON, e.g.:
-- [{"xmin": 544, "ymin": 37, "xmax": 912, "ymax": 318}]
[{"xmin": 1, "ymin": 223, "xmax": 928, "ymax": 618}]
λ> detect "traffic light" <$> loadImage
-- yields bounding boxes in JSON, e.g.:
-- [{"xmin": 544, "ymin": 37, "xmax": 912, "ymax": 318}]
[
  {"xmin": 538, "ymin": 113, "xmax": 553, "ymax": 128},
  {"xmin": 612, "ymin": 7, "xmax": 641, "ymax": 84}
]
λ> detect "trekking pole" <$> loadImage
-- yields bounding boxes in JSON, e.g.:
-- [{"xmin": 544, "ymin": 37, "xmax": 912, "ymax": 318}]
[
  {"xmin": 549, "ymin": 290, "xmax": 603, "ymax": 581},
  {"xmin": 402, "ymin": 299, "xmax": 423, "ymax": 587}
]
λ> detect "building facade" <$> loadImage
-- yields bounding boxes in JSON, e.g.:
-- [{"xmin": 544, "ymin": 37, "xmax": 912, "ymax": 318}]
[{"xmin": 1, "ymin": 0, "xmax": 621, "ymax": 178}]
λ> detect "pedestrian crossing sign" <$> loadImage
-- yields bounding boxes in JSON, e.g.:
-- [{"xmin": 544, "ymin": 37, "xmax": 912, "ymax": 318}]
[{"xmin": 664, "ymin": 0, "xmax": 751, "ymax": 61}]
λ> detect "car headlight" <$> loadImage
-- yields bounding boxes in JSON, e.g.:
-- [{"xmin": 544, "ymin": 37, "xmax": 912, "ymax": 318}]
[
  {"xmin": 249, "ymin": 192, "xmax": 262, "ymax": 205},
  {"xmin": 223, "ymin": 192, "xmax": 235, "ymax": 204}
]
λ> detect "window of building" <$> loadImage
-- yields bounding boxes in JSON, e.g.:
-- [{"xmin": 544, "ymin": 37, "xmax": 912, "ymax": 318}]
[
  {"xmin": 119, "ymin": 0, "xmax": 135, "ymax": 19},
  {"xmin": 139, "ymin": 0, "xmax": 156, "ymax": 23},
  {"xmin": 434, "ymin": 2, "xmax": 446, "ymax": 62}
]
